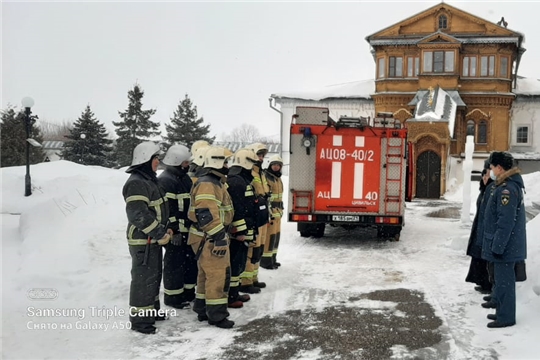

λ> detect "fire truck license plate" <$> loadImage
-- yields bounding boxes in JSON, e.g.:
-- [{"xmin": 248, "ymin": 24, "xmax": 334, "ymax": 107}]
[{"xmin": 332, "ymin": 215, "xmax": 359, "ymax": 222}]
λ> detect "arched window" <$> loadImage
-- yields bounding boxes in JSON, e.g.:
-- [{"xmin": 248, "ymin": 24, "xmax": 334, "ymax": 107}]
[
  {"xmin": 477, "ymin": 121, "xmax": 487, "ymax": 143},
  {"xmin": 467, "ymin": 120, "xmax": 475, "ymax": 136},
  {"xmin": 439, "ymin": 15, "xmax": 448, "ymax": 29}
]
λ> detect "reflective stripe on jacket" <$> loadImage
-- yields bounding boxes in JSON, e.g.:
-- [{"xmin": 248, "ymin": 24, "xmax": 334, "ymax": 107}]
[{"xmin": 122, "ymin": 170, "xmax": 169, "ymax": 245}]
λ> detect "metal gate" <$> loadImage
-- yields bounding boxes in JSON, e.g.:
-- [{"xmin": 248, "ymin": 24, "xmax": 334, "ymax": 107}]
[{"xmin": 416, "ymin": 150, "xmax": 440, "ymax": 199}]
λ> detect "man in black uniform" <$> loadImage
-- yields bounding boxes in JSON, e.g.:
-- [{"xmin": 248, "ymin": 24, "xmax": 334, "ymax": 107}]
[
  {"xmin": 158, "ymin": 144, "xmax": 196, "ymax": 308},
  {"xmin": 122, "ymin": 142, "xmax": 172, "ymax": 334},
  {"xmin": 226, "ymin": 148, "xmax": 259, "ymax": 308}
]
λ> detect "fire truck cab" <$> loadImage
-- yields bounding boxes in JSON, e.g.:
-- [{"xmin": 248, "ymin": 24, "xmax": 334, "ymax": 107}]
[{"xmin": 288, "ymin": 107, "xmax": 408, "ymax": 241}]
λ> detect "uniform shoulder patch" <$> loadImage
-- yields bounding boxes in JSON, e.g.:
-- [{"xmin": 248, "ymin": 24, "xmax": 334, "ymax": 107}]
[
  {"xmin": 502, "ymin": 189, "xmax": 511, "ymax": 194},
  {"xmin": 501, "ymin": 194, "xmax": 510, "ymax": 206}
]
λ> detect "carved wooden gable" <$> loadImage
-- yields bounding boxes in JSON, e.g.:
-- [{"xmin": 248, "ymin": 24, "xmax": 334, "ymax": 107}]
[{"xmin": 366, "ymin": 3, "xmax": 521, "ymax": 40}]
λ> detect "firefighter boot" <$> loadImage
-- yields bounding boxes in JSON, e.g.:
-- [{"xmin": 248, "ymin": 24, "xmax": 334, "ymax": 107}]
[
  {"xmin": 253, "ymin": 281, "xmax": 266, "ymax": 288},
  {"xmin": 239, "ymin": 285, "xmax": 261, "ymax": 294},
  {"xmin": 272, "ymin": 254, "xmax": 281, "ymax": 268},
  {"xmin": 238, "ymin": 294, "xmax": 251, "ymax": 302},
  {"xmin": 131, "ymin": 325, "xmax": 157, "ymax": 334},
  {"xmin": 228, "ymin": 300, "xmax": 243, "ymax": 308},
  {"xmin": 209, "ymin": 318, "xmax": 235, "ymax": 329},
  {"xmin": 260, "ymin": 256, "xmax": 275, "ymax": 270}
]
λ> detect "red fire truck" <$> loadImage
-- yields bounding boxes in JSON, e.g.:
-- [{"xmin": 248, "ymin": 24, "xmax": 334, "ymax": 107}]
[{"xmin": 288, "ymin": 107, "xmax": 409, "ymax": 241}]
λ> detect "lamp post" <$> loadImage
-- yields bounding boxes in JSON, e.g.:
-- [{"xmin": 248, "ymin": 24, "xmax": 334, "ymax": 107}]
[
  {"xmin": 80, "ymin": 133, "xmax": 86, "ymax": 164},
  {"xmin": 21, "ymin": 97, "xmax": 36, "ymax": 196}
]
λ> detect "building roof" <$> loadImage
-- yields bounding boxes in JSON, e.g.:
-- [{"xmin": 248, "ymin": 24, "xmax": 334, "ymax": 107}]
[
  {"xmin": 408, "ymin": 90, "xmax": 466, "ymax": 107},
  {"xmin": 271, "ymin": 77, "xmax": 540, "ymax": 102},
  {"xmin": 409, "ymin": 87, "xmax": 457, "ymax": 137},
  {"xmin": 271, "ymin": 79, "xmax": 375, "ymax": 101},
  {"xmin": 368, "ymin": 36, "xmax": 521, "ymax": 46},
  {"xmin": 213, "ymin": 141, "xmax": 281, "ymax": 153},
  {"xmin": 42, "ymin": 141, "xmax": 65, "ymax": 150},
  {"xmin": 365, "ymin": 3, "xmax": 524, "ymax": 42}
]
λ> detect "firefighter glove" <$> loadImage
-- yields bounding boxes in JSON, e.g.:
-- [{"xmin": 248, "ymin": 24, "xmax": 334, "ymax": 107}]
[
  {"xmin": 157, "ymin": 233, "xmax": 171, "ymax": 246},
  {"xmin": 171, "ymin": 233, "xmax": 183, "ymax": 246},
  {"xmin": 211, "ymin": 231, "xmax": 228, "ymax": 257}
]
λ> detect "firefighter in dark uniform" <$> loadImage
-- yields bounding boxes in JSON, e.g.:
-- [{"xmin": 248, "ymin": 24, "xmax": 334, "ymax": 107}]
[
  {"xmin": 260, "ymin": 154, "xmax": 284, "ymax": 269},
  {"xmin": 122, "ymin": 142, "xmax": 171, "ymax": 334},
  {"xmin": 482, "ymin": 151, "xmax": 527, "ymax": 328},
  {"xmin": 158, "ymin": 144, "xmax": 196, "ymax": 308},
  {"xmin": 187, "ymin": 146, "xmax": 235, "ymax": 328},
  {"xmin": 226, "ymin": 148, "xmax": 259, "ymax": 308},
  {"xmin": 239, "ymin": 143, "xmax": 270, "ymax": 293}
]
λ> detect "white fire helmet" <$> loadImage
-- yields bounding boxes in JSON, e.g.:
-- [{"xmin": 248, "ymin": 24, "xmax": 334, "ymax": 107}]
[
  {"xmin": 231, "ymin": 148, "xmax": 259, "ymax": 170},
  {"xmin": 268, "ymin": 154, "xmax": 283, "ymax": 167},
  {"xmin": 247, "ymin": 142, "xmax": 268, "ymax": 157},
  {"xmin": 191, "ymin": 140, "xmax": 210, "ymax": 154},
  {"xmin": 162, "ymin": 144, "xmax": 191, "ymax": 167},
  {"xmin": 126, "ymin": 141, "xmax": 162, "ymax": 173},
  {"xmin": 203, "ymin": 146, "xmax": 234, "ymax": 170},
  {"xmin": 191, "ymin": 145, "xmax": 210, "ymax": 167}
]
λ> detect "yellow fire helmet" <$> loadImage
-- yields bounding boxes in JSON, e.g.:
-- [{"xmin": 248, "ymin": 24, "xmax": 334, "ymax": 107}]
[
  {"xmin": 231, "ymin": 148, "xmax": 259, "ymax": 170},
  {"xmin": 203, "ymin": 146, "xmax": 234, "ymax": 169}
]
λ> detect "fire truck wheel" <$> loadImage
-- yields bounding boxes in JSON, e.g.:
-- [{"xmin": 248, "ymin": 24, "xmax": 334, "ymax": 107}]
[
  {"xmin": 377, "ymin": 226, "xmax": 401, "ymax": 241},
  {"xmin": 313, "ymin": 224, "xmax": 325, "ymax": 238}
]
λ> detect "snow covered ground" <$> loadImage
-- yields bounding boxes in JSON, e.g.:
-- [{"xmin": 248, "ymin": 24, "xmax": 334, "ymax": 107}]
[{"xmin": 1, "ymin": 161, "xmax": 539, "ymax": 359}]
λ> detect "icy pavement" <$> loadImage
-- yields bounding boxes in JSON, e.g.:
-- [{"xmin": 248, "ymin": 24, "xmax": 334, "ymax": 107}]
[{"xmin": 0, "ymin": 198, "xmax": 532, "ymax": 359}]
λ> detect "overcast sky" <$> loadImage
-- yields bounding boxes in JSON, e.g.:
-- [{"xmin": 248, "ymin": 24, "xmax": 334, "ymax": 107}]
[{"xmin": 2, "ymin": 1, "xmax": 539, "ymax": 141}]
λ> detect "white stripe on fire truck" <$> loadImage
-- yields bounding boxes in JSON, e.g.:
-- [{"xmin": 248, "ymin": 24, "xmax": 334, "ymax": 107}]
[
  {"xmin": 355, "ymin": 136, "xmax": 365, "ymax": 147},
  {"xmin": 333, "ymin": 135, "xmax": 342, "ymax": 146},
  {"xmin": 353, "ymin": 163, "xmax": 364, "ymax": 199},
  {"xmin": 331, "ymin": 162, "xmax": 341, "ymax": 198}
]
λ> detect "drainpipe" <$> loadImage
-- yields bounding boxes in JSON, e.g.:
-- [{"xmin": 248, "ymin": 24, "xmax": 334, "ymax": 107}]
[
  {"xmin": 514, "ymin": 43, "xmax": 526, "ymax": 89},
  {"xmin": 268, "ymin": 97, "xmax": 284, "ymax": 161}
]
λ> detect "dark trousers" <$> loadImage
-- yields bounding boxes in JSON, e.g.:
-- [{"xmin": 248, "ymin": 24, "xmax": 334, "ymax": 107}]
[
  {"xmin": 129, "ymin": 244, "xmax": 162, "ymax": 330},
  {"xmin": 183, "ymin": 241, "xmax": 198, "ymax": 301},
  {"xmin": 229, "ymin": 239, "xmax": 249, "ymax": 303},
  {"xmin": 163, "ymin": 242, "xmax": 186, "ymax": 306},
  {"xmin": 465, "ymin": 257, "xmax": 492, "ymax": 291},
  {"xmin": 493, "ymin": 261, "xmax": 516, "ymax": 324}
]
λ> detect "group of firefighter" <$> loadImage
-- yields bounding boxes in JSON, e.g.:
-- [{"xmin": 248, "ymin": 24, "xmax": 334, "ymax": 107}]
[{"xmin": 122, "ymin": 139, "xmax": 284, "ymax": 333}]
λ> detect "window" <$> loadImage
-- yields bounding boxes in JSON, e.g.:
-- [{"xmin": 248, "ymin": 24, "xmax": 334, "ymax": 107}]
[
  {"xmin": 378, "ymin": 58, "xmax": 385, "ymax": 79},
  {"xmin": 462, "ymin": 56, "xmax": 477, "ymax": 77},
  {"xmin": 516, "ymin": 126, "xmax": 529, "ymax": 144},
  {"xmin": 480, "ymin": 55, "xmax": 495, "ymax": 77},
  {"xmin": 407, "ymin": 56, "xmax": 420, "ymax": 77},
  {"xmin": 467, "ymin": 120, "xmax": 489, "ymax": 143},
  {"xmin": 477, "ymin": 121, "xmax": 487, "ymax": 144},
  {"xmin": 423, "ymin": 51, "xmax": 454, "ymax": 73},
  {"xmin": 500, "ymin": 56, "xmax": 509, "ymax": 78},
  {"xmin": 439, "ymin": 15, "xmax": 448, "ymax": 29},
  {"xmin": 389, "ymin": 56, "xmax": 403, "ymax": 77}
]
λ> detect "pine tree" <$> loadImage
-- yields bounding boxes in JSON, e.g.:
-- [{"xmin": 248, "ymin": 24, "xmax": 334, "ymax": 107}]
[
  {"xmin": 112, "ymin": 84, "xmax": 160, "ymax": 167},
  {"xmin": 164, "ymin": 94, "xmax": 215, "ymax": 149},
  {"xmin": 61, "ymin": 105, "xmax": 113, "ymax": 166},
  {"xmin": 1, "ymin": 106, "xmax": 45, "ymax": 167}
]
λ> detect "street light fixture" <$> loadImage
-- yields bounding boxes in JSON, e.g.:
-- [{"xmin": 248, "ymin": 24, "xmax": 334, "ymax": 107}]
[
  {"xmin": 21, "ymin": 97, "xmax": 39, "ymax": 196},
  {"xmin": 80, "ymin": 133, "xmax": 86, "ymax": 164}
]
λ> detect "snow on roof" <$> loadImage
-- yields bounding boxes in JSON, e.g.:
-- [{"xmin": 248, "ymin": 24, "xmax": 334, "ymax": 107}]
[
  {"xmin": 271, "ymin": 79, "xmax": 375, "ymax": 101},
  {"xmin": 271, "ymin": 76, "xmax": 540, "ymax": 101},
  {"xmin": 510, "ymin": 151, "xmax": 540, "ymax": 160},
  {"xmin": 413, "ymin": 87, "xmax": 457, "ymax": 137},
  {"xmin": 515, "ymin": 76, "xmax": 540, "ymax": 96}
]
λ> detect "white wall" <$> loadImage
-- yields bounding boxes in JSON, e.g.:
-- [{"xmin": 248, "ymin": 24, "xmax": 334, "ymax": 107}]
[
  {"xmin": 510, "ymin": 97, "xmax": 540, "ymax": 153},
  {"xmin": 273, "ymin": 98, "xmax": 375, "ymax": 175}
]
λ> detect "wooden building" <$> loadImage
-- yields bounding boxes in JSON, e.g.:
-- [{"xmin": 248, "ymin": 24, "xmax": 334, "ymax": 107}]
[{"xmin": 365, "ymin": 2, "xmax": 525, "ymax": 198}]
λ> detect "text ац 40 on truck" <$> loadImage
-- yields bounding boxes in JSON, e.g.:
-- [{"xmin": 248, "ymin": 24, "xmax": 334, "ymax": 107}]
[{"xmin": 288, "ymin": 107, "xmax": 409, "ymax": 241}]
